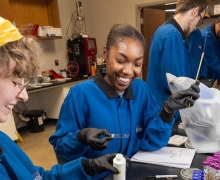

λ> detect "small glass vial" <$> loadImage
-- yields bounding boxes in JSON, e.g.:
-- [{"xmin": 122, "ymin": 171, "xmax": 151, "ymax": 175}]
[
  {"xmin": 214, "ymin": 152, "xmax": 220, "ymax": 156},
  {"xmin": 206, "ymin": 156, "xmax": 214, "ymax": 162},
  {"xmin": 113, "ymin": 154, "xmax": 126, "ymax": 180},
  {"xmin": 90, "ymin": 63, "xmax": 96, "ymax": 76},
  {"xmin": 210, "ymin": 162, "xmax": 216, "ymax": 180},
  {"xmin": 203, "ymin": 160, "xmax": 210, "ymax": 180},
  {"xmin": 215, "ymin": 164, "xmax": 220, "ymax": 180}
]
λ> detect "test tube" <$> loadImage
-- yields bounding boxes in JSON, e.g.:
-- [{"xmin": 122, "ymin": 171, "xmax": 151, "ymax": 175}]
[
  {"xmin": 203, "ymin": 160, "xmax": 210, "ymax": 180},
  {"xmin": 214, "ymin": 153, "xmax": 220, "ymax": 159},
  {"xmin": 210, "ymin": 162, "xmax": 216, "ymax": 180},
  {"xmin": 111, "ymin": 134, "xmax": 130, "ymax": 138},
  {"xmin": 214, "ymin": 164, "xmax": 220, "ymax": 180}
]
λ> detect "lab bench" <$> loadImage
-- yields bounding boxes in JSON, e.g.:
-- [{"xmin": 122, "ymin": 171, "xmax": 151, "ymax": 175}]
[
  {"xmin": 105, "ymin": 119, "xmax": 210, "ymax": 180},
  {"xmin": 0, "ymin": 77, "xmax": 87, "ymax": 140},
  {"xmin": 23, "ymin": 77, "xmax": 87, "ymax": 122}
]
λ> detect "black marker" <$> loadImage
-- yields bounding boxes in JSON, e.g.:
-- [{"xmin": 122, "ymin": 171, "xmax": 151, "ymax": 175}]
[{"xmin": 143, "ymin": 175, "xmax": 178, "ymax": 179}]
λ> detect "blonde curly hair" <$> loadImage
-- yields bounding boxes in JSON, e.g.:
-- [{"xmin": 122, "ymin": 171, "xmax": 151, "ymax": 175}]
[{"xmin": 0, "ymin": 36, "xmax": 43, "ymax": 78}]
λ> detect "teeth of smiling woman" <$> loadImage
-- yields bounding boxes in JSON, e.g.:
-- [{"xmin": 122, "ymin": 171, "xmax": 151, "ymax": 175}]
[
  {"xmin": 118, "ymin": 76, "xmax": 131, "ymax": 83},
  {"xmin": 6, "ymin": 104, "xmax": 14, "ymax": 110}
]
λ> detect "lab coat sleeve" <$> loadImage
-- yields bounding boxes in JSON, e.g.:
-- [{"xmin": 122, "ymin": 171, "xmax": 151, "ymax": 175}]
[
  {"xmin": 36, "ymin": 157, "xmax": 92, "ymax": 180},
  {"xmin": 204, "ymin": 33, "xmax": 220, "ymax": 81},
  {"xmin": 0, "ymin": 175, "xmax": 9, "ymax": 180},
  {"xmin": 140, "ymin": 114, "xmax": 174, "ymax": 151},
  {"xmin": 0, "ymin": 131, "xmax": 92, "ymax": 180},
  {"xmin": 49, "ymin": 86, "xmax": 90, "ymax": 161},
  {"xmin": 139, "ymin": 83, "xmax": 175, "ymax": 151},
  {"xmin": 160, "ymin": 31, "xmax": 186, "ymax": 92}
]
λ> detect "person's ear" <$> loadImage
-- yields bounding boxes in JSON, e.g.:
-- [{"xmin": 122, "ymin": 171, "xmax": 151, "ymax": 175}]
[
  {"xmin": 192, "ymin": 6, "xmax": 200, "ymax": 17},
  {"xmin": 218, "ymin": 23, "xmax": 220, "ymax": 30}
]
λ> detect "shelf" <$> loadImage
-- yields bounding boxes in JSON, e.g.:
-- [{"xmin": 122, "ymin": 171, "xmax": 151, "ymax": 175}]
[
  {"xmin": 0, "ymin": 0, "xmax": 62, "ymax": 39},
  {"xmin": 204, "ymin": 14, "xmax": 220, "ymax": 19},
  {"xmin": 210, "ymin": 14, "xmax": 220, "ymax": 18},
  {"xmin": 37, "ymin": 36, "xmax": 62, "ymax": 40}
]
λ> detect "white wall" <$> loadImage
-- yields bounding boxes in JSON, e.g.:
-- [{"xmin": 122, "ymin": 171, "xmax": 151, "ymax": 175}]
[
  {"xmin": 38, "ymin": 0, "xmax": 173, "ymax": 72},
  {"xmin": 87, "ymin": 0, "xmax": 173, "ymax": 57},
  {"xmin": 38, "ymin": 0, "xmax": 92, "ymax": 73},
  {"xmin": 38, "ymin": 0, "xmax": 218, "ymax": 71}
]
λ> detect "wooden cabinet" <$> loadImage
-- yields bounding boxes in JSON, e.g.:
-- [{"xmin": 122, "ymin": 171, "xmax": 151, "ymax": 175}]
[{"xmin": 0, "ymin": 0, "xmax": 61, "ymax": 39}]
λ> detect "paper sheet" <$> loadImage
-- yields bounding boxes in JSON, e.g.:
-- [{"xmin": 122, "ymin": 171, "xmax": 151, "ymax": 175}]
[
  {"xmin": 131, "ymin": 147, "xmax": 196, "ymax": 168},
  {"xmin": 168, "ymin": 135, "xmax": 188, "ymax": 146}
]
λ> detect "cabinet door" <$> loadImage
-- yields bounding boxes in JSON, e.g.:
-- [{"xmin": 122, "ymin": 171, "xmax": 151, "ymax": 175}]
[
  {"xmin": 0, "ymin": 113, "xmax": 18, "ymax": 141},
  {"xmin": 9, "ymin": 0, "xmax": 60, "ymax": 27},
  {"xmin": 0, "ymin": 0, "xmax": 12, "ymax": 20},
  {"xmin": 141, "ymin": 8, "xmax": 165, "ymax": 80}
]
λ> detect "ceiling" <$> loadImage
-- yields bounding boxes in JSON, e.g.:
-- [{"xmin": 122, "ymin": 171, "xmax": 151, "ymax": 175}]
[{"xmin": 147, "ymin": 3, "xmax": 176, "ymax": 10}]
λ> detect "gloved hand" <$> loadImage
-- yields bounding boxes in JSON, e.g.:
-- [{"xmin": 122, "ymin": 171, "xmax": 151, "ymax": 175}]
[
  {"xmin": 160, "ymin": 81, "xmax": 200, "ymax": 122},
  {"xmin": 81, "ymin": 153, "xmax": 119, "ymax": 176},
  {"xmin": 77, "ymin": 128, "xmax": 112, "ymax": 151}
]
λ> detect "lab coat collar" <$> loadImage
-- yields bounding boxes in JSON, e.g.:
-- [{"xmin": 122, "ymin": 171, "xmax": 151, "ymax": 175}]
[
  {"xmin": 166, "ymin": 17, "xmax": 186, "ymax": 40},
  {"xmin": 93, "ymin": 71, "xmax": 134, "ymax": 99}
]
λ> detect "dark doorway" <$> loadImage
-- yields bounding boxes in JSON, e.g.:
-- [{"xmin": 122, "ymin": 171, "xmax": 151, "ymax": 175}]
[{"xmin": 140, "ymin": 3, "xmax": 176, "ymax": 80}]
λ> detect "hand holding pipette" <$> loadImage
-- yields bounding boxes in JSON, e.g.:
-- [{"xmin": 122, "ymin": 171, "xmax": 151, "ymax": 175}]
[
  {"xmin": 163, "ymin": 82, "xmax": 200, "ymax": 115},
  {"xmin": 77, "ymin": 128, "xmax": 113, "ymax": 151}
]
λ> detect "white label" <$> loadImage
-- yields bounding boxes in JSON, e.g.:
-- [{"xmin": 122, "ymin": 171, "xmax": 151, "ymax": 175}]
[
  {"xmin": 214, "ymin": 4, "xmax": 220, "ymax": 15},
  {"xmin": 38, "ymin": 117, "xmax": 43, "ymax": 125}
]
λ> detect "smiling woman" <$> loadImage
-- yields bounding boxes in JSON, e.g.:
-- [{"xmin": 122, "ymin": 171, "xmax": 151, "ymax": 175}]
[
  {"xmin": 49, "ymin": 23, "xmax": 201, "ymax": 180},
  {"xmin": 0, "ymin": 17, "xmax": 122, "ymax": 180},
  {"xmin": 0, "ymin": 18, "xmax": 42, "ymax": 123}
]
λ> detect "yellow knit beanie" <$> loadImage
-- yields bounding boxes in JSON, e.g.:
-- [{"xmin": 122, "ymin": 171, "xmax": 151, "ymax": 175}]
[{"xmin": 0, "ymin": 17, "xmax": 23, "ymax": 46}]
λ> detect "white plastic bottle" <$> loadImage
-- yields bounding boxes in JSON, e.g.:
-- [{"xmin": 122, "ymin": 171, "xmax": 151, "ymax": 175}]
[{"xmin": 113, "ymin": 154, "xmax": 126, "ymax": 180}]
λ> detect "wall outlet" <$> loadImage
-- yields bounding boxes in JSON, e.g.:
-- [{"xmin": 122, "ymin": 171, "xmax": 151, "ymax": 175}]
[{"xmin": 55, "ymin": 60, "xmax": 59, "ymax": 66}]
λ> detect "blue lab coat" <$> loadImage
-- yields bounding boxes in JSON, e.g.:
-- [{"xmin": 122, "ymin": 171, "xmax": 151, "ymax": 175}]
[
  {"xmin": 49, "ymin": 71, "xmax": 175, "ymax": 180},
  {"xmin": 0, "ymin": 131, "xmax": 92, "ymax": 179},
  {"xmin": 201, "ymin": 24, "xmax": 220, "ymax": 81},
  {"xmin": 146, "ymin": 18, "xmax": 207, "ymax": 120}
]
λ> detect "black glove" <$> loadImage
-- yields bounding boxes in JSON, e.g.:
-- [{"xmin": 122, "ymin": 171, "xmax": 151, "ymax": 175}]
[
  {"xmin": 77, "ymin": 128, "xmax": 112, "ymax": 151},
  {"xmin": 160, "ymin": 81, "xmax": 200, "ymax": 122},
  {"xmin": 81, "ymin": 153, "xmax": 119, "ymax": 176}
]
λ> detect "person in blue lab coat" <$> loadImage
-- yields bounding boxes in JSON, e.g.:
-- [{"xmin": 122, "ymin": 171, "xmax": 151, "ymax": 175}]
[
  {"xmin": 146, "ymin": 0, "xmax": 210, "ymax": 120},
  {"xmin": 0, "ymin": 16, "xmax": 120, "ymax": 180},
  {"xmin": 49, "ymin": 23, "xmax": 200, "ymax": 180},
  {"xmin": 201, "ymin": 16, "xmax": 220, "ymax": 81}
]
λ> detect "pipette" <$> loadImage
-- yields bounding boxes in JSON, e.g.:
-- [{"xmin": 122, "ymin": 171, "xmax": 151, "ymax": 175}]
[
  {"xmin": 188, "ymin": 32, "xmax": 208, "ymax": 107},
  {"xmin": 111, "ymin": 134, "xmax": 130, "ymax": 138},
  {"xmin": 195, "ymin": 31, "xmax": 208, "ymax": 82}
]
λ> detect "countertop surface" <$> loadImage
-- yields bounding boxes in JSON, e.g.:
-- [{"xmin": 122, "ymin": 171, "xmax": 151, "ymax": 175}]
[{"xmin": 26, "ymin": 77, "xmax": 87, "ymax": 92}]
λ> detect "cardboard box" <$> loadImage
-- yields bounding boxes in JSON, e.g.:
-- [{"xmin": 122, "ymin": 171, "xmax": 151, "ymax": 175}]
[
  {"xmin": 54, "ymin": 28, "xmax": 62, "ymax": 36},
  {"xmin": 37, "ymin": 26, "xmax": 46, "ymax": 36},
  {"xmin": 45, "ymin": 27, "xmax": 55, "ymax": 37}
]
